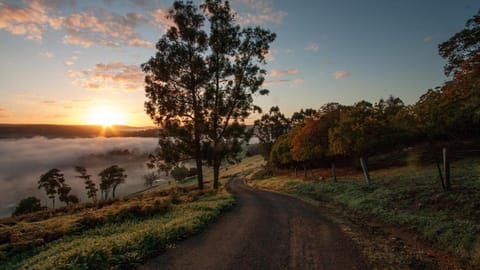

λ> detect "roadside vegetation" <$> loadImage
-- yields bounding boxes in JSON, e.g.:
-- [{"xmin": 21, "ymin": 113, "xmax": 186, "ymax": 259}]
[
  {"xmin": 0, "ymin": 184, "xmax": 234, "ymax": 269},
  {"xmin": 249, "ymin": 156, "xmax": 480, "ymax": 267}
]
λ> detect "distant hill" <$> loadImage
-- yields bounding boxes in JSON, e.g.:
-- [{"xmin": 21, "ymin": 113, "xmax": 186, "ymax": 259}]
[{"xmin": 0, "ymin": 124, "xmax": 157, "ymax": 139}]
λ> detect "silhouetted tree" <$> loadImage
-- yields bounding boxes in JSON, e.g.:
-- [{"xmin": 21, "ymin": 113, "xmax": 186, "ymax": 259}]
[
  {"xmin": 143, "ymin": 0, "xmax": 275, "ymax": 190},
  {"xmin": 202, "ymin": 0, "xmax": 275, "ymax": 189},
  {"xmin": 290, "ymin": 108, "xmax": 317, "ymax": 127},
  {"xmin": 75, "ymin": 166, "xmax": 98, "ymax": 203},
  {"xmin": 13, "ymin": 196, "xmax": 43, "ymax": 216},
  {"xmin": 439, "ymin": 10, "xmax": 480, "ymax": 78},
  {"xmin": 58, "ymin": 184, "xmax": 74, "ymax": 205},
  {"xmin": 142, "ymin": 1, "xmax": 209, "ymax": 190},
  {"xmin": 99, "ymin": 165, "xmax": 127, "ymax": 199},
  {"xmin": 254, "ymin": 106, "xmax": 290, "ymax": 160},
  {"xmin": 38, "ymin": 168, "xmax": 64, "ymax": 208}
]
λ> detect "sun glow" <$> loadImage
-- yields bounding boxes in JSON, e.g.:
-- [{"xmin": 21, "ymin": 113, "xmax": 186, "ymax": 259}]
[{"xmin": 86, "ymin": 106, "xmax": 126, "ymax": 127}]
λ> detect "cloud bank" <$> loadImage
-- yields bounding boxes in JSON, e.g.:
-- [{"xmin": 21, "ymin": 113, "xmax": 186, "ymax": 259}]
[
  {"xmin": 0, "ymin": 137, "xmax": 159, "ymax": 217},
  {"xmin": 68, "ymin": 62, "xmax": 145, "ymax": 91}
]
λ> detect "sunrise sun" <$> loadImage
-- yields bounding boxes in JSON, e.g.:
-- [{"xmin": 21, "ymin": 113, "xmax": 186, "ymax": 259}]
[{"xmin": 86, "ymin": 106, "xmax": 126, "ymax": 127}]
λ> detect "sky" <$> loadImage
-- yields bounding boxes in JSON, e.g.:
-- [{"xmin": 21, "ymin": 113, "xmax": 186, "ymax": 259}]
[{"xmin": 0, "ymin": 0, "xmax": 478, "ymax": 126}]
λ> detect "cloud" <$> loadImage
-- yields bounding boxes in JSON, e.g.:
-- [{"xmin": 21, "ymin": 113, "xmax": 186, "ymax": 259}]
[
  {"xmin": 62, "ymin": 10, "xmax": 153, "ymax": 48},
  {"xmin": 423, "ymin": 36, "xmax": 432, "ymax": 43},
  {"xmin": 68, "ymin": 62, "xmax": 144, "ymax": 91},
  {"xmin": 264, "ymin": 79, "xmax": 291, "ymax": 85},
  {"xmin": 150, "ymin": 8, "xmax": 176, "ymax": 30},
  {"xmin": 0, "ymin": 1, "xmax": 59, "ymax": 41},
  {"xmin": 334, "ymin": 70, "xmax": 351, "ymax": 80},
  {"xmin": 0, "ymin": 137, "xmax": 159, "ymax": 217},
  {"xmin": 264, "ymin": 78, "xmax": 304, "ymax": 87},
  {"xmin": 0, "ymin": 1, "xmax": 153, "ymax": 48},
  {"xmin": 262, "ymin": 49, "xmax": 277, "ymax": 62},
  {"xmin": 233, "ymin": 0, "xmax": 287, "ymax": 25},
  {"xmin": 305, "ymin": 42, "xmax": 319, "ymax": 52},
  {"xmin": 64, "ymin": 61, "xmax": 74, "ymax": 66},
  {"xmin": 269, "ymin": 69, "xmax": 298, "ymax": 77}
]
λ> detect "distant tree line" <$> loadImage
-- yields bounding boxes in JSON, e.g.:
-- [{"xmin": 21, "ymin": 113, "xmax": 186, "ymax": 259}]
[
  {"xmin": 13, "ymin": 165, "xmax": 128, "ymax": 216},
  {"xmin": 255, "ymin": 10, "xmax": 480, "ymax": 181}
]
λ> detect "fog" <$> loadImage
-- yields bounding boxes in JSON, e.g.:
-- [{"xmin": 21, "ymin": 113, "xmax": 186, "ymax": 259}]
[{"xmin": 0, "ymin": 137, "xmax": 163, "ymax": 217}]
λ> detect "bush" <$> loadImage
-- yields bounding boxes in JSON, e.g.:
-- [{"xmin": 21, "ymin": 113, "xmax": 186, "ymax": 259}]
[
  {"xmin": 12, "ymin": 197, "xmax": 43, "ymax": 216},
  {"xmin": 171, "ymin": 166, "xmax": 189, "ymax": 182}
]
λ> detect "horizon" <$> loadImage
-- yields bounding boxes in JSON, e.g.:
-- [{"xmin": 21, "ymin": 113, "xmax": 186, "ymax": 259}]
[{"xmin": 0, "ymin": 0, "xmax": 478, "ymax": 126}]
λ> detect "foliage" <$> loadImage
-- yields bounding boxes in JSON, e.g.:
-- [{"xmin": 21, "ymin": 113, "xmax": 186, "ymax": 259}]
[
  {"xmin": 1, "ymin": 186, "xmax": 234, "ymax": 270},
  {"xmin": 270, "ymin": 133, "xmax": 293, "ymax": 169},
  {"xmin": 12, "ymin": 197, "xmax": 43, "ymax": 216},
  {"xmin": 98, "ymin": 165, "xmax": 127, "ymax": 199},
  {"xmin": 253, "ymin": 106, "xmax": 290, "ymax": 160},
  {"xmin": 75, "ymin": 166, "xmax": 98, "ymax": 203},
  {"xmin": 142, "ymin": 0, "xmax": 210, "ymax": 190},
  {"xmin": 290, "ymin": 108, "xmax": 317, "ymax": 126},
  {"xmin": 201, "ymin": 0, "xmax": 275, "ymax": 189},
  {"xmin": 143, "ymin": 0, "xmax": 275, "ymax": 190},
  {"xmin": 37, "ymin": 168, "xmax": 68, "ymax": 208},
  {"xmin": 439, "ymin": 9, "xmax": 480, "ymax": 78},
  {"xmin": 171, "ymin": 166, "xmax": 190, "ymax": 182}
]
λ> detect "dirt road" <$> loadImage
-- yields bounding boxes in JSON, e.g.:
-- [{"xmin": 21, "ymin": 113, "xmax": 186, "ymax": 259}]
[{"xmin": 140, "ymin": 178, "xmax": 368, "ymax": 269}]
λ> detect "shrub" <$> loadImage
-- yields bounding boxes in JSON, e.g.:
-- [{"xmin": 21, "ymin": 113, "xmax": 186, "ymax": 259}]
[
  {"xmin": 171, "ymin": 166, "xmax": 189, "ymax": 182},
  {"xmin": 12, "ymin": 197, "xmax": 43, "ymax": 216}
]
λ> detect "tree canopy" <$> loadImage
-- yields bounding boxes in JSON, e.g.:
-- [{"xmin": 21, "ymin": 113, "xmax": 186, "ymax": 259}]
[{"xmin": 143, "ymin": 0, "xmax": 275, "ymax": 189}]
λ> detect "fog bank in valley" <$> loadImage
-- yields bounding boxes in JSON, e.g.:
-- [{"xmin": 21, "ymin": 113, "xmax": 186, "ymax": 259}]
[{"xmin": 0, "ymin": 137, "xmax": 161, "ymax": 217}]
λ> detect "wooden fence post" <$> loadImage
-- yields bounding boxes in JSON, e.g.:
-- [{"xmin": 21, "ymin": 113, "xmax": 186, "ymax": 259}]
[
  {"xmin": 443, "ymin": 147, "xmax": 451, "ymax": 191},
  {"xmin": 360, "ymin": 157, "xmax": 371, "ymax": 186},
  {"xmin": 331, "ymin": 162, "xmax": 337, "ymax": 182}
]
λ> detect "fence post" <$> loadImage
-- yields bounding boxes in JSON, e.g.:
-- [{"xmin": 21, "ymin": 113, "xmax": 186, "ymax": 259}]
[
  {"xmin": 443, "ymin": 147, "xmax": 451, "ymax": 191},
  {"xmin": 360, "ymin": 157, "xmax": 371, "ymax": 186},
  {"xmin": 331, "ymin": 162, "xmax": 337, "ymax": 182}
]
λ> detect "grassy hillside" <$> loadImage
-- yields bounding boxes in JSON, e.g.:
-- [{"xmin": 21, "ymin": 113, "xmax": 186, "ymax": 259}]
[
  {"xmin": 0, "ymin": 155, "xmax": 264, "ymax": 269},
  {"xmin": 249, "ymin": 157, "xmax": 480, "ymax": 267},
  {"xmin": 0, "ymin": 185, "xmax": 233, "ymax": 269}
]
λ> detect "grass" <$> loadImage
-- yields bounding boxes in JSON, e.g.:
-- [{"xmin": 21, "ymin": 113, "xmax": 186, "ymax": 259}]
[
  {"xmin": 249, "ymin": 157, "xmax": 480, "ymax": 266},
  {"xmin": 5, "ymin": 194, "xmax": 234, "ymax": 270},
  {"xmin": 0, "ymin": 185, "xmax": 234, "ymax": 269},
  {"xmin": 0, "ymin": 155, "xmax": 265, "ymax": 269}
]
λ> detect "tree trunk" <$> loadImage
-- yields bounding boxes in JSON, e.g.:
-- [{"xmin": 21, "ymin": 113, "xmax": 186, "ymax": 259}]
[
  {"xmin": 52, "ymin": 197, "xmax": 55, "ymax": 209},
  {"xmin": 196, "ymin": 156, "xmax": 204, "ymax": 190},
  {"xmin": 331, "ymin": 162, "xmax": 337, "ymax": 182},
  {"xmin": 360, "ymin": 157, "xmax": 371, "ymax": 186},
  {"xmin": 443, "ymin": 147, "xmax": 451, "ymax": 191},
  {"xmin": 295, "ymin": 166, "xmax": 298, "ymax": 177},
  {"xmin": 213, "ymin": 158, "xmax": 220, "ymax": 189},
  {"xmin": 435, "ymin": 157, "xmax": 445, "ymax": 191},
  {"xmin": 303, "ymin": 164, "xmax": 307, "ymax": 180},
  {"xmin": 112, "ymin": 185, "xmax": 117, "ymax": 199}
]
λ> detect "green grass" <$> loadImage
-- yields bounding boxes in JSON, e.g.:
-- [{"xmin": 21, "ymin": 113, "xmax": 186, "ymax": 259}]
[
  {"xmin": 1, "ymin": 192, "xmax": 234, "ymax": 270},
  {"xmin": 250, "ymin": 157, "xmax": 480, "ymax": 265}
]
